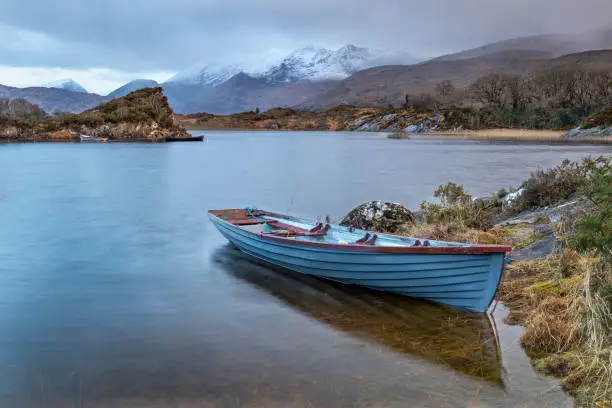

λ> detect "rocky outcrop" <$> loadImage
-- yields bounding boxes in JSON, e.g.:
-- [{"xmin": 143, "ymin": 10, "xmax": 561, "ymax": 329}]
[
  {"xmin": 0, "ymin": 98, "xmax": 46, "ymax": 119},
  {"xmin": 340, "ymin": 201, "xmax": 416, "ymax": 233},
  {"xmin": 495, "ymin": 198, "xmax": 595, "ymax": 261},
  {"xmin": 563, "ymin": 126, "xmax": 612, "ymax": 139},
  {"xmin": 0, "ymin": 87, "xmax": 189, "ymax": 143},
  {"xmin": 564, "ymin": 107, "xmax": 612, "ymax": 139}
]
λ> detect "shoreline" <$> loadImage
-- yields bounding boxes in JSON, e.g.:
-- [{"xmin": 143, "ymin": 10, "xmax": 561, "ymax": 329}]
[
  {"xmin": 183, "ymin": 126, "xmax": 611, "ymax": 144},
  {"xmin": 420, "ymin": 129, "xmax": 610, "ymax": 144}
]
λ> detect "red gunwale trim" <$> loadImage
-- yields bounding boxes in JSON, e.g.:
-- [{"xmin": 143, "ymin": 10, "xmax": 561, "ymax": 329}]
[{"xmin": 208, "ymin": 210, "xmax": 512, "ymax": 255}]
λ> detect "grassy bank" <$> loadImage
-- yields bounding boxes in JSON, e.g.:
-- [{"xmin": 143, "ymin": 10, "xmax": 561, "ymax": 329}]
[
  {"xmin": 381, "ymin": 157, "xmax": 611, "ymax": 407},
  {"xmin": 392, "ymin": 129, "xmax": 610, "ymax": 144},
  {"xmin": 423, "ymin": 129, "xmax": 581, "ymax": 142}
]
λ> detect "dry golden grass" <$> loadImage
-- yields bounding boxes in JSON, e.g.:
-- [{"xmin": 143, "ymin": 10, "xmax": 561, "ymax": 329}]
[
  {"xmin": 48, "ymin": 130, "xmax": 73, "ymax": 140},
  {"xmin": 423, "ymin": 128, "xmax": 610, "ymax": 143},
  {"xmin": 500, "ymin": 252, "xmax": 612, "ymax": 406},
  {"xmin": 425, "ymin": 128, "xmax": 565, "ymax": 139},
  {"xmin": 397, "ymin": 222, "xmax": 507, "ymax": 245}
]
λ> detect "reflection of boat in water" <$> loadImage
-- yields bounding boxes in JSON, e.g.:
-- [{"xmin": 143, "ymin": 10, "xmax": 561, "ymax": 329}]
[{"xmin": 213, "ymin": 246, "xmax": 503, "ymax": 385}]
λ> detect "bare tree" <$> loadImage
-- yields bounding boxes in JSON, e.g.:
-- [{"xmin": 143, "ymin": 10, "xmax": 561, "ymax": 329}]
[
  {"xmin": 435, "ymin": 80, "xmax": 456, "ymax": 103},
  {"xmin": 469, "ymin": 74, "xmax": 509, "ymax": 109}
]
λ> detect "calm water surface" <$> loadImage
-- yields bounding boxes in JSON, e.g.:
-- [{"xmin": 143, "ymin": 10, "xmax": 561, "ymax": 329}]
[{"xmin": 2, "ymin": 132, "xmax": 610, "ymax": 407}]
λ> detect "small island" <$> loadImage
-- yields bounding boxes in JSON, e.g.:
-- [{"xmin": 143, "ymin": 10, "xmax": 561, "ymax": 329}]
[{"xmin": 0, "ymin": 87, "xmax": 191, "ymax": 143}]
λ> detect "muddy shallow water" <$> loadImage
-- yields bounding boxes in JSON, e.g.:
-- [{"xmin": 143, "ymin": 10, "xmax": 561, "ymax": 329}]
[{"xmin": 3, "ymin": 132, "xmax": 607, "ymax": 407}]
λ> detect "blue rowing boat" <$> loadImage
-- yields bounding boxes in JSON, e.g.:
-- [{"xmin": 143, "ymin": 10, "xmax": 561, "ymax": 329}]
[{"xmin": 208, "ymin": 208, "xmax": 511, "ymax": 313}]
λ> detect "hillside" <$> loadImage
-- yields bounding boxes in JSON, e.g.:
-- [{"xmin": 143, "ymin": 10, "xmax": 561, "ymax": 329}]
[
  {"xmin": 302, "ymin": 49, "xmax": 612, "ymax": 109},
  {"xmin": 0, "ymin": 87, "xmax": 189, "ymax": 142},
  {"xmin": 177, "ymin": 106, "xmax": 456, "ymax": 132},
  {"xmin": 162, "ymin": 44, "xmax": 414, "ymax": 114},
  {"xmin": 2, "ymin": 28, "xmax": 611, "ymax": 115},
  {"xmin": 0, "ymin": 84, "xmax": 109, "ymax": 114},
  {"xmin": 437, "ymin": 28, "xmax": 612, "ymax": 61}
]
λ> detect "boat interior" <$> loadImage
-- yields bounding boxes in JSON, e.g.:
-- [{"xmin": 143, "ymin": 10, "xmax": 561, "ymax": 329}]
[{"xmin": 209, "ymin": 208, "xmax": 474, "ymax": 248}]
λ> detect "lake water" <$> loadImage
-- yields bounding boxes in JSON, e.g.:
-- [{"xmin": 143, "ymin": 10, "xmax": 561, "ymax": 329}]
[{"xmin": 1, "ymin": 131, "xmax": 610, "ymax": 407}]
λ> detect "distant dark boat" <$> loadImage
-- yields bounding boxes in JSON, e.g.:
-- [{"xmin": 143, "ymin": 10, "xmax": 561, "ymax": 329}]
[
  {"xmin": 80, "ymin": 135, "xmax": 108, "ymax": 143},
  {"xmin": 209, "ymin": 208, "xmax": 511, "ymax": 313},
  {"xmin": 164, "ymin": 135, "xmax": 204, "ymax": 142}
]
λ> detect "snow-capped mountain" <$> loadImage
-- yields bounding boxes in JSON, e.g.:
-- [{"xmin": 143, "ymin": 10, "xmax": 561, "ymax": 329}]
[
  {"xmin": 262, "ymin": 45, "xmax": 411, "ymax": 84},
  {"xmin": 43, "ymin": 79, "xmax": 88, "ymax": 94},
  {"xmin": 166, "ymin": 45, "xmax": 417, "ymax": 87}
]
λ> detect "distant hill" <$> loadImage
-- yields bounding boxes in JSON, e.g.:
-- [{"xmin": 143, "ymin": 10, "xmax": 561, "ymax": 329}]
[
  {"xmin": 2, "ymin": 28, "xmax": 611, "ymax": 115},
  {"xmin": 164, "ymin": 28, "xmax": 612, "ymax": 114},
  {"xmin": 0, "ymin": 84, "xmax": 109, "ymax": 114},
  {"xmin": 162, "ymin": 44, "xmax": 415, "ymax": 114},
  {"xmin": 301, "ymin": 49, "xmax": 612, "ymax": 109},
  {"xmin": 108, "ymin": 79, "xmax": 159, "ymax": 98},
  {"xmin": 43, "ymin": 79, "xmax": 88, "ymax": 94},
  {"xmin": 436, "ymin": 28, "xmax": 612, "ymax": 61}
]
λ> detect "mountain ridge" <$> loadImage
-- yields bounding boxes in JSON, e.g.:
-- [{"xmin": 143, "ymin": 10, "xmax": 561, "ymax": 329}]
[
  {"xmin": 2, "ymin": 28, "xmax": 611, "ymax": 115},
  {"xmin": 108, "ymin": 79, "xmax": 159, "ymax": 98}
]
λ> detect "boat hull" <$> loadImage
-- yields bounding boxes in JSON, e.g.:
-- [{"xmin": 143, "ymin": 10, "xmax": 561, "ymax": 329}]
[
  {"xmin": 209, "ymin": 214, "xmax": 505, "ymax": 313},
  {"xmin": 164, "ymin": 135, "xmax": 204, "ymax": 142}
]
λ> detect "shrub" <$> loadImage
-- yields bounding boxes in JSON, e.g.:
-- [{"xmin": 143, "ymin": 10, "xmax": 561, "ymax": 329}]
[
  {"xmin": 514, "ymin": 157, "xmax": 607, "ymax": 211},
  {"xmin": 570, "ymin": 156, "xmax": 611, "ymax": 257},
  {"xmin": 433, "ymin": 182, "xmax": 472, "ymax": 206},
  {"xmin": 420, "ymin": 182, "xmax": 493, "ymax": 229},
  {"xmin": 581, "ymin": 107, "xmax": 612, "ymax": 128}
]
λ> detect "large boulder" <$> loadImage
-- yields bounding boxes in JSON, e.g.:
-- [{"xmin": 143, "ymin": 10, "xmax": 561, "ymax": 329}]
[{"xmin": 340, "ymin": 201, "xmax": 416, "ymax": 233}]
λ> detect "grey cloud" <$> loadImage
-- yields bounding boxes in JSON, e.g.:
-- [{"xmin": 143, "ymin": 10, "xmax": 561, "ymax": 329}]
[{"xmin": 1, "ymin": 0, "xmax": 611, "ymax": 71}]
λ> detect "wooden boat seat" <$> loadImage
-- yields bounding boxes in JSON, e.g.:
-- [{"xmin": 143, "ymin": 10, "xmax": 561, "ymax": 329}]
[
  {"xmin": 356, "ymin": 233, "xmax": 378, "ymax": 245},
  {"xmin": 355, "ymin": 233, "xmax": 370, "ymax": 243},
  {"xmin": 364, "ymin": 234, "xmax": 378, "ymax": 245},
  {"xmin": 263, "ymin": 222, "xmax": 329, "ymax": 238}
]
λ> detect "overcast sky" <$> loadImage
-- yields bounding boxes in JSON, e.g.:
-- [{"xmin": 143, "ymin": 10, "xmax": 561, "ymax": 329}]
[{"xmin": 1, "ymin": 0, "xmax": 611, "ymax": 94}]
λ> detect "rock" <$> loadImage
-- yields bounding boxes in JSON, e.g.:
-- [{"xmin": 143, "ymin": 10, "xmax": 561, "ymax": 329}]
[
  {"xmin": 564, "ymin": 128, "xmax": 581, "ymax": 138},
  {"xmin": 563, "ymin": 126, "xmax": 612, "ymax": 138},
  {"xmin": 554, "ymin": 198, "xmax": 595, "ymax": 242},
  {"xmin": 502, "ymin": 188, "xmax": 525, "ymax": 211},
  {"xmin": 340, "ymin": 201, "xmax": 416, "ymax": 233},
  {"xmin": 383, "ymin": 123, "xmax": 399, "ymax": 132},
  {"xmin": 382, "ymin": 114, "xmax": 396, "ymax": 120},
  {"xmin": 511, "ymin": 234, "xmax": 556, "ymax": 261},
  {"xmin": 473, "ymin": 196, "xmax": 494, "ymax": 208},
  {"xmin": 404, "ymin": 124, "xmax": 423, "ymax": 133},
  {"xmin": 367, "ymin": 122, "xmax": 382, "ymax": 132}
]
